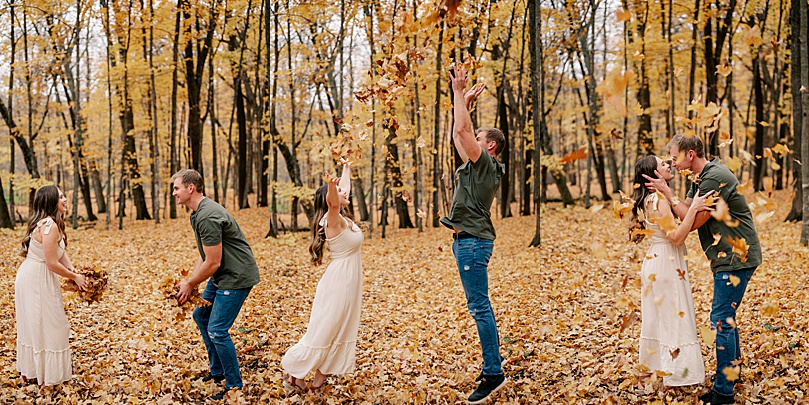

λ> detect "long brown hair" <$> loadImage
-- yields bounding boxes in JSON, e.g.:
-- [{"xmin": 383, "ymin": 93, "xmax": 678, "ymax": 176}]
[
  {"xmin": 628, "ymin": 155, "xmax": 659, "ymax": 243},
  {"xmin": 308, "ymin": 184, "xmax": 361, "ymax": 265},
  {"xmin": 20, "ymin": 185, "xmax": 67, "ymax": 257}
]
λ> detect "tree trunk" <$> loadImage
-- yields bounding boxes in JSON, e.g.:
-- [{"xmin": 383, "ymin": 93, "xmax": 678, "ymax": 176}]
[
  {"xmin": 384, "ymin": 121, "xmax": 414, "ymax": 229},
  {"xmin": 498, "ymin": 89, "xmax": 512, "ymax": 218},
  {"xmin": 703, "ymin": 0, "xmax": 737, "ymax": 156},
  {"xmin": 431, "ymin": 21, "xmax": 444, "ymax": 228},
  {"xmin": 92, "ymin": 162, "xmax": 107, "ymax": 214},
  {"xmin": 229, "ymin": 28, "xmax": 251, "ymax": 209},
  {"xmin": 530, "ymin": 0, "xmax": 540, "ymax": 247},
  {"xmin": 636, "ymin": 3, "xmax": 654, "ymax": 156},
  {"xmin": 169, "ymin": 3, "xmax": 181, "ymax": 218},
  {"xmin": 753, "ymin": 55, "xmax": 766, "ymax": 191},
  {"xmin": 799, "ymin": 0, "xmax": 809, "ymax": 244},
  {"xmin": 182, "ymin": 0, "xmax": 219, "ymax": 176},
  {"xmin": 411, "ymin": 1, "xmax": 423, "ymax": 232},
  {"xmin": 146, "ymin": 0, "xmax": 160, "ymax": 223},
  {"xmin": 6, "ymin": 1, "xmax": 16, "ymax": 228},
  {"xmin": 788, "ymin": 0, "xmax": 804, "ymax": 222},
  {"xmin": 209, "ymin": 51, "xmax": 220, "ymax": 203},
  {"xmin": 688, "ymin": 0, "xmax": 701, "ymax": 120},
  {"xmin": 265, "ymin": 0, "xmax": 281, "ymax": 238}
]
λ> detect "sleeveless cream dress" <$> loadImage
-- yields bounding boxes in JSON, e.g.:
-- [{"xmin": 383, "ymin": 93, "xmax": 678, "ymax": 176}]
[
  {"xmin": 15, "ymin": 218, "xmax": 72, "ymax": 385},
  {"xmin": 282, "ymin": 215, "xmax": 364, "ymax": 378},
  {"xmin": 639, "ymin": 194, "xmax": 705, "ymax": 386}
]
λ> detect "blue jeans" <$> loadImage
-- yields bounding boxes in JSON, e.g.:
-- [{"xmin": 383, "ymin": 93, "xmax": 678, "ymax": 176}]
[
  {"xmin": 193, "ymin": 280, "xmax": 252, "ymax": 389},
  {"xmin": 452, "ymin": 234, "xmax": 502, "ymax": 376},
  {"xmin": 710, "ymin": 267, "xmax": 755, "ymax": 396}
]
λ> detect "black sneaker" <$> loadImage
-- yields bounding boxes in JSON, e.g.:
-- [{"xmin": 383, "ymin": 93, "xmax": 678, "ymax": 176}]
[
  {"xmin": 201, "ymin": 373, "xmax": 225, "ymax": 383},
  {"xmin": 468, "ymin": 375, "xmax": 507, "ymax": 404},
  {"xmin": 210, "ymin": 387, "xmax": 239, "ymax": 400},
  {"xmin": 475, "ymin": 356, "xmax": 508, "ymax": 382},
  {"xmin": 699, "ymin": 390, "xmax": 735, "ymax": 404}
]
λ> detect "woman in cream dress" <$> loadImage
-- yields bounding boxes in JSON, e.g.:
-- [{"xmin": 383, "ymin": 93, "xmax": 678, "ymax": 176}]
[
  {"xmin": 282, "ymin": 164, "xmax": 364, "ymax": 394},
  {"xmin": 629, "ymin": 156, "xmax": 709, "ymax": 389},
  {"xmin": 16, "ymin": 185, "xmax": 86, "ymax": 385}
]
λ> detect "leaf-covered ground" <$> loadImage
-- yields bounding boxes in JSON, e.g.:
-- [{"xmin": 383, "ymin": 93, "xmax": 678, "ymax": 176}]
[
  {"xmin": 0, "ymin": 210, "xmax": 539, "ymax": 404},
  {"xmin": 537, "ymin": 188, "xmax": 809, "ymax": 404}
]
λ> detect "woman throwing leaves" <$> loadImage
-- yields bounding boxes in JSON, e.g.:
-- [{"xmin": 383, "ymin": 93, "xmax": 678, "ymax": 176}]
[
  {"xmin": 282, "ymin": 163, "xmax": 364, "ymax": 395},
  {"xmin": 15, "ymin": 185, "xmax": 87, "ymax": 385},
  {"xmin": 629, "ymin": 156, "xmax": 710, "ymax": 390}
]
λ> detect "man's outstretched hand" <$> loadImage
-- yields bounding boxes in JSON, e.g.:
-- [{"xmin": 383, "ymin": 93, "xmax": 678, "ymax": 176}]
[
  {"xmin": 449, "ymin": 64, "xmax": 469, "ymax": 96},
  {"xmin": 642, "ymin": 170, "xmax": 671, "ymax": 196},
  {"xmin": 464, "ymin": 82, "xmax": 486, "ymax": 109}
]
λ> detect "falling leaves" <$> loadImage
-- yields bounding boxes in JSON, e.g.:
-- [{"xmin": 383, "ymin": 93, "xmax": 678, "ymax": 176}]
[
  {"xmin": 722, "ymin": 366, "xmax": 741, "ymax": 382},
  {"xmin": 619, "ymin": 311, "xmax": 639, "ymax": 334},
  {"xmin": 560, "ymin": 148, "xmax": 587, "ymax": 165},
  {"xmin": 716, "ymin": 61, "xmax": 733, "ymax": 77},
  {"xmin": 616, "ymin": 8, "xmax": 631, "ymax": 22},
  {"xmin": 724, "ymin": 236, "xmax": 750, "ymax": 263}
]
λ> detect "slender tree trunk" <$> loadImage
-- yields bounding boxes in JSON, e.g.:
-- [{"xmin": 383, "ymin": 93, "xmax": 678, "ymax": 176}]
[
  {"xmin": 92, "ymin": 162, "xmax": 107, "ymax": 213},
  {"xmin": 103, "ymin": 0, "xmax": 114, "ymax": 229},
  {"xmin": 147, "ymin": 0, "xmax": 160, "ymax": 223},
  {"xmin": 169, "ymin": 3, "xmax": 181, "ymax": 218},
  {"xmin": 636, "ymin": 3, "xmax": 653, "ymax": 156},
  {"xmin": 0, "ymin": 4, "xmax": 40, "ymax": 209},
  {"xmin": 209, "ymin": 55, "xmax": 220, "ymax": 203},
  {"xmin": 286, "ymin": 0, "xmax": 298, "ymax": 229},
  {"xmin": 799, "ymin": 0, "xmax": 809, "ymax": 244},
  {"xmin": 788, "ymin": 0, "xmax": 804, "ymax": 221},
  {"xmin": 703, "ymin": 0, "xmax": 737, "ymax": 156},
  {"xmin": 411, "ymin": 0, "xmax": 423, "ymax": 232},
  {"xmin": 265, "ymin": 0, "xmax": 281, "ymax": 237},
  {"xmin": 182, "ymin": 0, "xmax": 219, "ymax": 177},
  {"xmin": 431, "ymin": 21, "xmax": 444, "ymax": 228},
  {"xmin": 753, "ymin": 54, "xmax": 766, "ymax": 191},
  {"xmin": 7, "ymin": 1, "xmax": 16, "ymax": 228},
  {"xmin": 688, "ymin": 0, "xmax": 701, "ymax": 119},
  {"xmin": 530, "ymin": 0, "xmax": 540, "ymax": 246},
  {"xmin": 365, "ymin": 1, "xmax": 377, "ymax": 235}
]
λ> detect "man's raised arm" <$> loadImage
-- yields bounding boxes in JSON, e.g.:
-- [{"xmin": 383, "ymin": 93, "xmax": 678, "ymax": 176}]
[{"xmin": 450, "ymin": 65, "xmax": 485, "ymax": 163}]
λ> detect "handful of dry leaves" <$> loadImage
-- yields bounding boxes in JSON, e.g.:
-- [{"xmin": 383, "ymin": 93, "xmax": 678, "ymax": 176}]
[
  {"xmin": 160, "ymin": 269, "xmax": 211, "ymax": 308},
  {"xmin": 64, "ymin": 265, "xmax": 108, "ymax": 303}
]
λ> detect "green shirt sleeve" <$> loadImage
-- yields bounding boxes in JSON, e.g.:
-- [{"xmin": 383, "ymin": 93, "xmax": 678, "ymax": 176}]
[
  {"xmin": 471, "ymin": 147, "xmax": 497, "ymax": 180},
  {"xmin": 196, "ymin": 215, "xmax": 224, "ymax": 246}
]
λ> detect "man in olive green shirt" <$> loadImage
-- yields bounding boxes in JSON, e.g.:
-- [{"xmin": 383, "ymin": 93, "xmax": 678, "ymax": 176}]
[
  {"xmin": 172, "ymin": 169, "xmax": 259, "ymax": 400},
  {"xmin": 644, "ymin": 134, "xmax": 760, "ymax": 405},
  {"xmin": 442, "ymin": 65, "xmax": 507, "ymax": 405}
]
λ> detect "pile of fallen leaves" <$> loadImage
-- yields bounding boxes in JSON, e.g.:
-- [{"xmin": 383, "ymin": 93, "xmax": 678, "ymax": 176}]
[
  {"xmin": 0, "ymin": 207, "xmax": 539, "ymax": 404},
  {"xmin": 64, "ymin": 265, "xmax": 108, "ymax": 303}
]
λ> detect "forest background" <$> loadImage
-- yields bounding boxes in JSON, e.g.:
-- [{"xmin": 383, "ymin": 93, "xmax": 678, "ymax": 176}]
[
  {"xmin": 0, "ymin": 0, "xmax": 546, "ymax": 403},
  {"xmin": 0, "ymin": 0, "xmax": 540, "ymax": 242}
]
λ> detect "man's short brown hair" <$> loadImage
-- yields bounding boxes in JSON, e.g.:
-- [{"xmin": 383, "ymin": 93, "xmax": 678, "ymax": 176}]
[
  {"xmin": 667, "ymin": 134, "xmax": 705, "ymax": 158},
  {"xmin": 478, "ymin": 126, "xmax": 505, "ymax": 156},
  {"xmin": 171, "ymin": 169, "xmax": 205, "ymax": 194}
]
